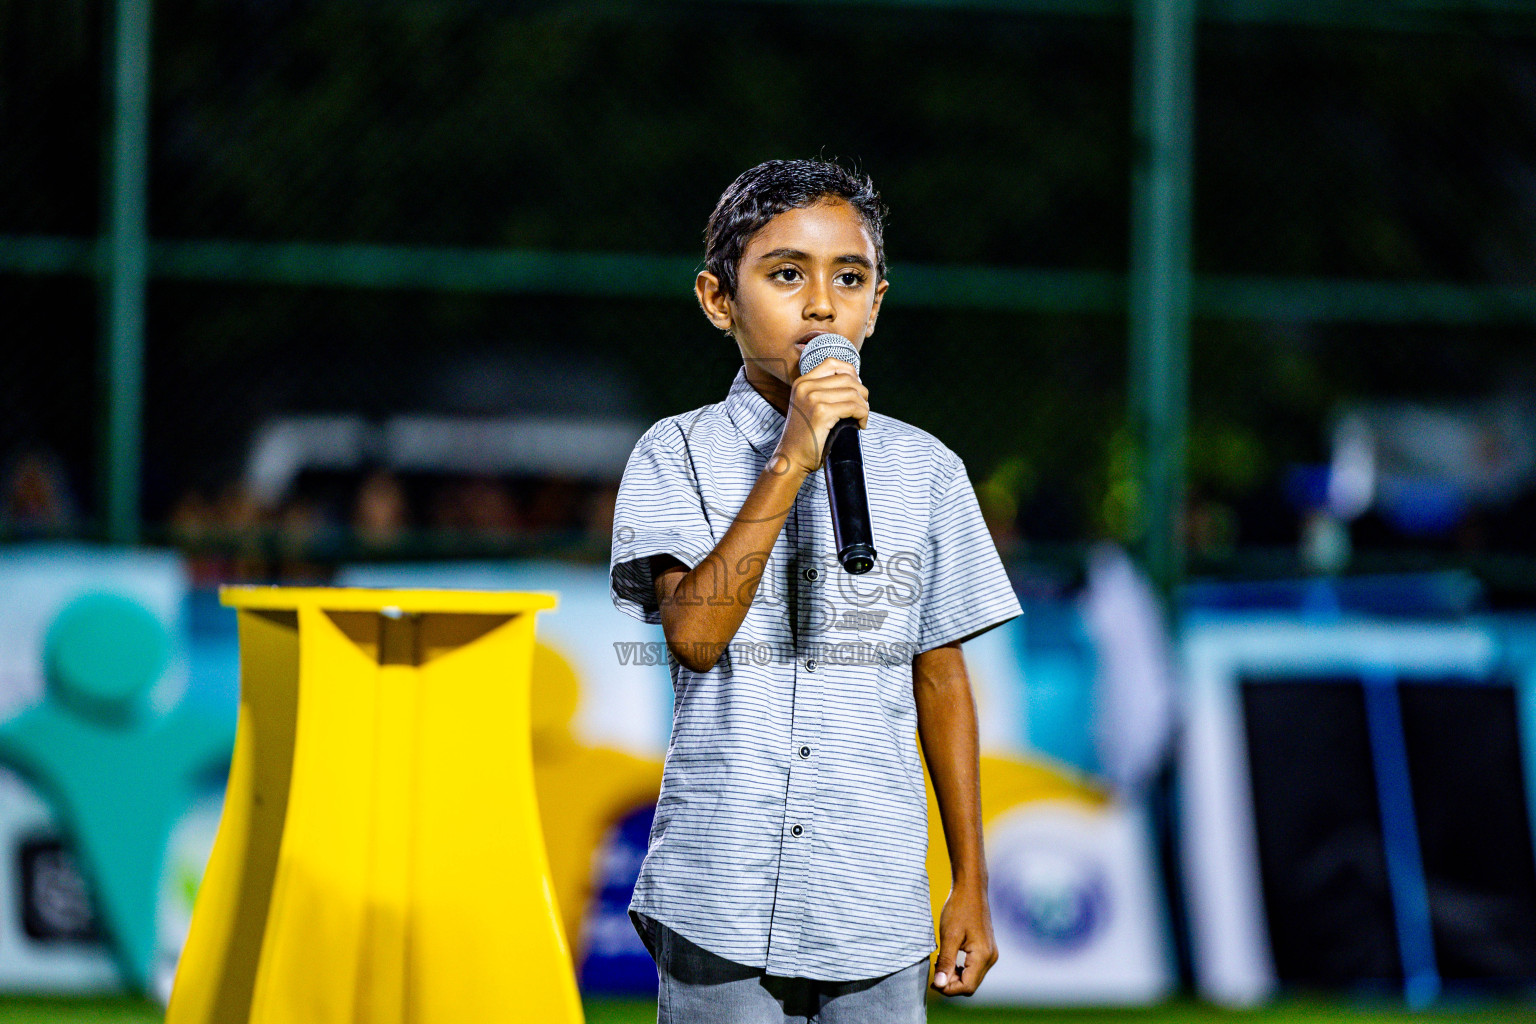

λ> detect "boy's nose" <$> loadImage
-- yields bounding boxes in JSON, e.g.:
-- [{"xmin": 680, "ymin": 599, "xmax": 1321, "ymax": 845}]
[{"xmin": 804, "ymin": 277, "xmax": 834, "ymax": 320}]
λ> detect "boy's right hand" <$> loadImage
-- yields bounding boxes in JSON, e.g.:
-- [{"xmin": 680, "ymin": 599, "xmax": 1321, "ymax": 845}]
[{"xmin": 773, "ymin": 357, "xmax": 869, "ymax": 477}]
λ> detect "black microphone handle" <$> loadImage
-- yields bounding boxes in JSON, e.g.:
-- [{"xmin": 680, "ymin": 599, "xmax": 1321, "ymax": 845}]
[{"xmin": 823, "ymin": 418, "xmax": 877, "ymax": 575}]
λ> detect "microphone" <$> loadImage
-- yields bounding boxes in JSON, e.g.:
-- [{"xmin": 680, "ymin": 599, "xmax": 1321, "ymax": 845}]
[{"xmin": 799, "ymin": 333, "xmax": 877, "ymax": 575}]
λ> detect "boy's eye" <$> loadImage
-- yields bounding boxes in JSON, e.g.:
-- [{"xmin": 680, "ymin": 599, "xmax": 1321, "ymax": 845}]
[
  {"xmin": 836, "ymin": 270, "xmax": 867, "ymax": 287},
  {"xmin": 771, "ymin": 267, "xmax": 802, "ymax": 283}
]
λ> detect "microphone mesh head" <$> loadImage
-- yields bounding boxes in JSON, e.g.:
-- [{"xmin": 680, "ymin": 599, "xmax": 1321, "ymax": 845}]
[{"xmin": 799, "ymin": 333, "xmax": 861, "ymax": 377}]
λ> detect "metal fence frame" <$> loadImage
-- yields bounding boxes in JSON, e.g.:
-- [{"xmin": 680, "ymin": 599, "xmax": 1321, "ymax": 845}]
[{"xmin": 4, "ymin": 0, "xmax": 1536, "ymax": 597}]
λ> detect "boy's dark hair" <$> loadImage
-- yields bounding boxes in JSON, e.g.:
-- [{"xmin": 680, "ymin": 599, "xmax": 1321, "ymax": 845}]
[{"xmin": 704, "ymin": 159, "xmax": 886, "ymax": 297}]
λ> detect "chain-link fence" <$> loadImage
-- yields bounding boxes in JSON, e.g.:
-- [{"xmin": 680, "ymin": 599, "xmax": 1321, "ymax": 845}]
[{"xmin": 5, "ymin": 0, "xmax": 1536, "ymax": 592}]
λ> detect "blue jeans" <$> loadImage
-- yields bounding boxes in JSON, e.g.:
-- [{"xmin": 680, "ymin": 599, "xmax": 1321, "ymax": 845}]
[{"xmin": 649, "ymin": 920, "xmax": 929, "ymax": 1024}]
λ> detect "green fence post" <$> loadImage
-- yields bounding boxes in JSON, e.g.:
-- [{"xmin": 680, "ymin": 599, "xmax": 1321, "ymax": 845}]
[
  {"xmin": 101, "ymin": 0, "xmax": 153, "ymax": 544},
  {"xmin": 1128, "ymin": 0, "xmax": 1196, "ymax": 603}
]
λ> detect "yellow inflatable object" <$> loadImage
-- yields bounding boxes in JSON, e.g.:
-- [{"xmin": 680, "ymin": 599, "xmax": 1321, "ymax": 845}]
[
  {"xmin": 167, "ymin": 588, "xmax": 581, "ymax": 1024},
  {"xmin": 528, "ymin": 642, "xmax": 662, "ymax": 963}
]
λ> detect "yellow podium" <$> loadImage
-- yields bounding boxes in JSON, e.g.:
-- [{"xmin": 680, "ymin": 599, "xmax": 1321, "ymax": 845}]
[{"xmin": 166, "ymin": 588, "xmax": 582, "ymax": 1024}]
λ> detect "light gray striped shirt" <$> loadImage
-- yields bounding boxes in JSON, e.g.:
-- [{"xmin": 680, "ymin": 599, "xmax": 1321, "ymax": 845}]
[{"xmin": 610, "ymin": 368, "xmax": 1022, "ymax": 981}]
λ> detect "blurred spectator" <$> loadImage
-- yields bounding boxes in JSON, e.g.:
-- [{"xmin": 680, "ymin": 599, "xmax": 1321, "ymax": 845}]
[
  {"xmin": 167, "ymin": 481, "xmax": 273, "ymax": 582},
  {"xmin": 429, "ymin": 476, "xmax": 517, "ymax": 539},
  {"xmin": 217, "ymin": 482, "xmax": 270, "ymax": 580},
  {"xmin": 977, "ymin": 457, "xmax": 1028, "ymax": 556},
  {"xmin": 1185, "ymin": 490, "xmax": 1238, "ymax": 562},
  {"xmin": 523, "ymin": 478, "xmax": 582, "ymax": 537},
  {"xmin": 169, "ymin": 487, "xmax": 224, "ymax": 585},
  {"xmin": 216, "ymin": 481, "xmax": 264, "ymax": 534},
  {"xmin": 1, "ymin": 449, "xmax": 78, "ymax": 537},
  {"xmin": 1082, "ymin": 543, "xmax": 1178, "ymax": 797},
  {"xmin": 585, "ymin": 483, "xmax": 619, "ymax": 549},
  {"xmin": 461, "ymin": 477, "xmax": 519, "ymax": 536},
  {"xmin": 353, "ymin": 470, "xmax": 409, "ymax": 550},
  {"xmin": 276, "ymin": 498, "xmax": 330, "ymax": 582},
  {"xmin": 169, "ymin": 488, "xmax": 215, "ymax": 545},
  {"xmin": 1301, "ymin": 509, "xmax": 1351, "ymax": 575},
  {"xmin": 166, "ymin": 468, "xmax": 638, "ymax": 568}
]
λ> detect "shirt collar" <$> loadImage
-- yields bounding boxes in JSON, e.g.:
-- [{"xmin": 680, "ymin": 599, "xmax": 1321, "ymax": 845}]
[{"xmin": 723, "ymin": 367, "xmax": 786, "ymax": 458}]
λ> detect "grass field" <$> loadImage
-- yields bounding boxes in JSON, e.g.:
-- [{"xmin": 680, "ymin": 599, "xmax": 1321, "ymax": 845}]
[{"xmin": 1, "ymin": 997, "xmax": 1534, "ymax": 1024}]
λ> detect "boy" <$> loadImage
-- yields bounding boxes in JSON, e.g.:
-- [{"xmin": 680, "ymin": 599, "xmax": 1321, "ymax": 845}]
[{"xmin": 610, "ymin": 159, "xmax": 1021, "ymax": 1023}]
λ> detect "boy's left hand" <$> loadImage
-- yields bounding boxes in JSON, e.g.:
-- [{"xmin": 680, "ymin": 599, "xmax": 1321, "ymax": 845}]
[{"xmin": 931, "ymin": 880, "xmax": 997, "ymax": 996}]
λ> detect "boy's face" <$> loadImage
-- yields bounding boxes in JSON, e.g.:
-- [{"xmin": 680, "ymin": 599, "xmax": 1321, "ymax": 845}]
[{"xmin": 696, "ymin": 198, "xmax": 888, "ymax": 412}]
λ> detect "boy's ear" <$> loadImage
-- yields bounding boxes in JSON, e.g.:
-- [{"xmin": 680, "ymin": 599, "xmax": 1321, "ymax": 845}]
[
  {"xmin": 695, "ymin": 271, "xmax": 734, "ymax": 334},
  {"xmin": 864, "ymin": 276, "xmax": 889, "ymax": 337}
]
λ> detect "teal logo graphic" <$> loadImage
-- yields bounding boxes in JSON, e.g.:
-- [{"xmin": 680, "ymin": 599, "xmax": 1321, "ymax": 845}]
[{"xmin": 0, "ymin": 593, "xmax": 233, "ymax": 991}]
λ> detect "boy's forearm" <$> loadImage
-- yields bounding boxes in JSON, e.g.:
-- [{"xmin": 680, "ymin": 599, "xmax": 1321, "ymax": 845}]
[
  {"xmin": 916, "ymin": 641, "xmax": 1000, "ymax": 996},
  {"xmin": 914, "ymin": 642, "xmax": 987, "ymax": 885},
  {"xmin": 657, "ymin": 453, "xmax": 808, "ymax": 670}
]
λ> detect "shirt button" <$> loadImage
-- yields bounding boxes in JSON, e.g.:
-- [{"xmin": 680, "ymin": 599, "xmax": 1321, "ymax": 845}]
[
  {"xmin": 805, "ymin": 658, "xmax": 817, "ymax": 671},
  {"xmin": 791, "ymin": 824, "xmax": 804, "ymax": 837},
  {"xmin": 799, "ymin": 746, "xmax": 811, "ymax": 759},
  {"xmin": 804, "ymin": 567, "xmax": 819, "ymax": 582}
]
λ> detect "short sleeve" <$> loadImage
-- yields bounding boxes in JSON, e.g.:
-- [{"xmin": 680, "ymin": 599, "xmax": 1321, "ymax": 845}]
[
  {"xmin": 610, "ymin": 421, "xmax": 718, "ymax": 624},
  {"xmin": 915, "ymin": 453, "xmax": 1023, "ymax": 651}
]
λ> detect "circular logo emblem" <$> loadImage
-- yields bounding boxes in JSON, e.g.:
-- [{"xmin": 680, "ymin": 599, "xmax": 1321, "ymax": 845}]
[{"xmin": 991, "ymin": 840, "xmax": 1110, "ymax": 954}]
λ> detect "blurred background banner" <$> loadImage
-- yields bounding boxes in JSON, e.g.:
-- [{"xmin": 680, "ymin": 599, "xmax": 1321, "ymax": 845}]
[
  {"xmin": 3, "ymin": 565, "xmax": 1536, "ymax": 1006},
  {"xmin": 1178, "ymin": 612, "xmax": 1536, "ymax": 1006},
  {"xmin": 8, "ymin": 0, "xmax": 1536, "ymax": 1013},
  {"xmin": 0, "ymin": 546, "xmax": 225, "ymax": 998},
  {"xmin": 0, "ymin": 547, "xmax": 1177, "ymax": 1003}
]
